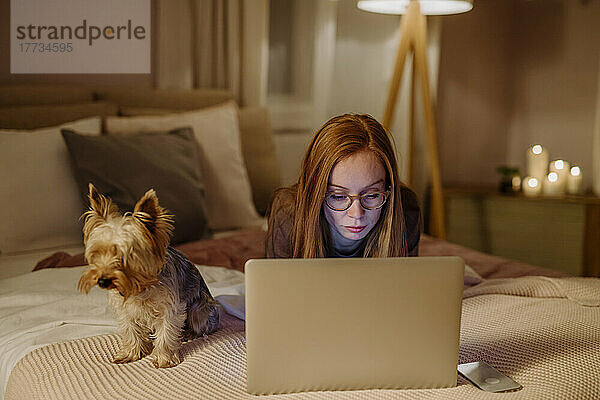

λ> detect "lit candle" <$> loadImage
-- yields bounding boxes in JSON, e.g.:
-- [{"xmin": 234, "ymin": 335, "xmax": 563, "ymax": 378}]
[
  {"xmin": 512, "ymin": 176, "xmax": 522, "ymax": 192},
  {"xmin": 527, "ymin": 144, "xmax": 549, "ymax": 181},
  {"xmin": 522, "ymin": 176, "xmax": 542, "ymax": 197},
  {"xmin": 543, "ymin": 172, "xmax": 564, "ymax": 196},
  {"xmin": 549, "ymin": 159, "xmax": 570, "ymax": 191},
  {"xmin": 566, "ymin": 166, "xmax": 583, "ymax": 195}
]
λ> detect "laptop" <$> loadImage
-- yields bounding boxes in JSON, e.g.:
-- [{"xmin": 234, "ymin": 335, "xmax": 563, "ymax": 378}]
[{"xmin": 245, "ymin": 256, "xmax": 464, "ymax": 395}]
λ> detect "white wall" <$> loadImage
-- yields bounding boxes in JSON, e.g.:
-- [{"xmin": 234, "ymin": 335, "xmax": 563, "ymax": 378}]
[
  {"xmin": 505, "ymin": 0, "xmax": 600, "ymax": 191},
  {"xmin": 436, "ymin": 0, "xmax": 513, "ymax": 187},
  {"xmin": 323, "ymin": 0, "xmax": 441, "ymax": 194},
  {"xmin": 438, "ymin": 0, "xmax": 600, "ymax": 192},
  {"xmin": 270, "ymin": 0, "xmax": 442, "ymax": 190},
  {"xmin": 328, "ymin": 1, "xmax": 409, "ymax": 168},
  {"xmin": 594, "ymin": 54, "xmax": 600, "ymax": 196}
]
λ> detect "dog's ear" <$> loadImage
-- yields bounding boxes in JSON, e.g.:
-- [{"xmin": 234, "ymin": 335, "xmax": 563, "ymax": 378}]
[
  {"xmin": 82, "ymin": 184, "xmax": 119, "ymax": 242},
  {"xmin": 87, "ymin": 184, "xmax": 116, "ymax": 217},
  {"xmin": 133, "ymin": 189, "xmax": 174, "ymax": 247},
  {"xmin": 133, "ymin": 189, "xmax": 160, "ymax": 221}
]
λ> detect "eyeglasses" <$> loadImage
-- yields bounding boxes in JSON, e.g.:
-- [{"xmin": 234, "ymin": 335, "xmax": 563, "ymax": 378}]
[{"xmin": 324, "ymin": 190, "xmax": 390, "ymax": 211}]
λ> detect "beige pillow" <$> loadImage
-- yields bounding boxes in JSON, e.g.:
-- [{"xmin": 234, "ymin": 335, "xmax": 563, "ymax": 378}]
[
  {"xmin": 105, "ymin": 101, "xmax": 262, "ymax": 231},
  {"xmin": 0, "ymin": 117, "xmax": 101, "ymax": 253},
  {"xmin": 119, "ymin": 105, "xmax": 281, "ymax": 216}
]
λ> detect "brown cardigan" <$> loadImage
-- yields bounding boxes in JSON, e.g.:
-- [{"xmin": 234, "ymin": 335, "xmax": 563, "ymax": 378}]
[{"xmin": 266, "ymin": 187, "xmax": 422, "ymax": 258}]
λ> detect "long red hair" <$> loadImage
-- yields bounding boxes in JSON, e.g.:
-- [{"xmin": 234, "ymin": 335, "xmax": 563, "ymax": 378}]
[{"xmin": 267, "ymin": 114, "xmax": 408, "ymax": 258}]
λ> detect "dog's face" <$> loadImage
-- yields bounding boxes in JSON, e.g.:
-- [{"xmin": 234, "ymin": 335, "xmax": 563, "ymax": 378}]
[{"xmin": 77, "ymin": 184, "xmax": 173, "ymax": 299}]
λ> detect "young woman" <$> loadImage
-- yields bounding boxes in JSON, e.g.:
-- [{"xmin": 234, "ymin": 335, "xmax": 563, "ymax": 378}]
[{"xmin": 266, "ymin": 113, "xmax": 421, "ymax": 258}]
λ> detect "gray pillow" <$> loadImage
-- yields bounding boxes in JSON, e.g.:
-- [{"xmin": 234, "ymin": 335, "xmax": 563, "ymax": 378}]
[{"xmin": 61, "ymin": 127, "xmax": 211, "ymax": 244}]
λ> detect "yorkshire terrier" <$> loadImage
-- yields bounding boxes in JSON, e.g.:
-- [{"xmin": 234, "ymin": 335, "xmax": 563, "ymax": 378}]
[{"xmin": 78, "ymin": 183, "xmax": 220, "ymax": 368}]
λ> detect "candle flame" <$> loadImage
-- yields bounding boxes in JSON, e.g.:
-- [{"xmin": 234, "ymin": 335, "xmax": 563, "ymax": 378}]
[
  {"xmin": 571, "ymin": 166, "xmax": 581, "ymax": 176},
  {"xmin": 532, "ymin": 145, "xmax": 543, "ymax": 155},
  {"xmin": 554, "ymin": 160, "xmax": 564, "ymax": 170},
  {"xmin": 512, "ymin": 176, "xmax": 522, "ymax": 188},
  {"xmin": 548, "ymin": 172, "xmax": 558, "ymax": 182},
  {"xmin": 528, "ymin": 178, "xmax": 538, "ymax": 188}
]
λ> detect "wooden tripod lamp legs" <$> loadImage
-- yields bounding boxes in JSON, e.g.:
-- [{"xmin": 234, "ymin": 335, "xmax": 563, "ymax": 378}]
[{"xmin": 382, "ymin": 1, "xmax": 446, "ymax": 240}]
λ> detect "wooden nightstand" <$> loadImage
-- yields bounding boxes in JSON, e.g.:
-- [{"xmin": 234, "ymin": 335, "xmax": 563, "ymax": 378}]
[{"xmin": 443, "ymin": 186, "xmax": 600, "ymax": 277}]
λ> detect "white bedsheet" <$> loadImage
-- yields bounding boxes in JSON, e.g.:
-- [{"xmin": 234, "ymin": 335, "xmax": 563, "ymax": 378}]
[
  {"xmin": 0, "ymin": 245, "xmax": 85, "ymax": 280},
  {"xmin": 0, "ymin": 264, "xmax": 245, "ymax": 400}
]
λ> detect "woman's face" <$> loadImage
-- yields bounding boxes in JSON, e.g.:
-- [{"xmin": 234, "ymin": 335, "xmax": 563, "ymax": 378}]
[{"xmin": 323, "ymin": 150, "xmax": 387, "ymax": 242}]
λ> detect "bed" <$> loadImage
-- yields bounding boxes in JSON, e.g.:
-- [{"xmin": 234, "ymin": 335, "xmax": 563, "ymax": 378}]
[{"xmin": 1, "ymin": 85, "xmax": 599, "ymax": 400}]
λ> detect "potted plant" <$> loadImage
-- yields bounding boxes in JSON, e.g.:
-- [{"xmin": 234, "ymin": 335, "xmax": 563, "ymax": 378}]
[{"xmin": 496, "ymin": 166, "xmax": 521, "ymax": 194}]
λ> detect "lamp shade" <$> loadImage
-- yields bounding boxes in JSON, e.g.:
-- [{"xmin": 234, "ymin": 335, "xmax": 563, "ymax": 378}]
[{"xmin": 357, "ymin": 0, "xmax": 473, "ymax": 15}]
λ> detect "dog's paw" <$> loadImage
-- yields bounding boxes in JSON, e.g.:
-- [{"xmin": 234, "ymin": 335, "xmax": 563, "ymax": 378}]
[
  {"xmin": 149, "ymin": 351, "xmax": 180, "ymax": 368},
  {"xmin": 112, "ymin": 351, "xmax": 142, "ymax": 364}
]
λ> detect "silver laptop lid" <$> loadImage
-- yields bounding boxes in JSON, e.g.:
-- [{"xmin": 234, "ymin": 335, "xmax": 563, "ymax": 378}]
[{"xmin": 245, "ymin": 256, "xmax": 464, "ymax": 395}]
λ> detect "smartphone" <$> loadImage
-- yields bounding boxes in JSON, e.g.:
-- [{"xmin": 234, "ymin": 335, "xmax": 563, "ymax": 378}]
[{"xmin": 458, "ymin": 361, "xmax": 522, "ymax": 393}]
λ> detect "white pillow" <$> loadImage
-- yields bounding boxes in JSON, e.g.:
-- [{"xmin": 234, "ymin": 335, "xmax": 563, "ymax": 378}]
[
  {"xmin": 105, "ymin": 101, "xmax": 262, "ymax": 231},
  {"xmin": 0, "ymin": 117, "xmax": 101, "ymax": 254}
]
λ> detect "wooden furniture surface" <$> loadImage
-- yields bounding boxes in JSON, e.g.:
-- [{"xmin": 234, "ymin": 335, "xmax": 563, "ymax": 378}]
[{"xmin": 444, "ymin": 186, "xmax": 600, "ymax": 277}]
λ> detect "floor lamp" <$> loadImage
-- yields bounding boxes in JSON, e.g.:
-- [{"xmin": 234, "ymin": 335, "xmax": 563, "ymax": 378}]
[{"xmin": 357, "ymin": 0, "xmax": 473, "ymax": 240}]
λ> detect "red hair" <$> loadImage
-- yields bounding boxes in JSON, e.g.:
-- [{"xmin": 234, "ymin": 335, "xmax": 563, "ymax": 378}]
[{"xmin": 267, "ymin": 114, "xmax": 408, "ymax": 258}]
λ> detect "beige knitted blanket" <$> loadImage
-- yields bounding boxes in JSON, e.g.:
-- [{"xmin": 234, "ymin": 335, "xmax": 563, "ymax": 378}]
[{"xmin": 6, "ymin": 276, "xmax": 600, "ymax": 400}]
